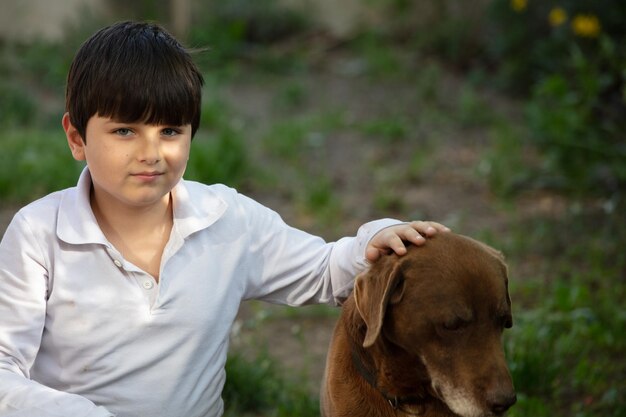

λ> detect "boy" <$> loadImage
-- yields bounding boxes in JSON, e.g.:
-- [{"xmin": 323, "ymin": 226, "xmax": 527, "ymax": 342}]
[{"xmin": 0, "ymin": 21, "xmax": 448, "ymax": 417}]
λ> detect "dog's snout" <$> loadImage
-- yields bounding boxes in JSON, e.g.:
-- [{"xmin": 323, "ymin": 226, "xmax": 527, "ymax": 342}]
[{"xmin": 488, "ymin": 391, "xmax": 517, "ymax": 415}]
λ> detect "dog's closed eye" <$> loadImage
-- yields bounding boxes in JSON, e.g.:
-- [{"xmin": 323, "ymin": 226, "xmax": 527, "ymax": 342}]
[{"xmin": 442, "ymin": 317, "xmax": 471, "ymax": 332}]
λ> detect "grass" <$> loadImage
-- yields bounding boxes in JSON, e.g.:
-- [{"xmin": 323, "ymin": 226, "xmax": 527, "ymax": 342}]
[
  {"xmin": 0, "ymin": 130, "xmax": 84, "ymax": 202},
  {"xmin": 223, "ymin": 351, "xmax": 320, "ymax": 417},
  {"xmin": 359, "ymin": 116, "xmax": 410, "ymax": 143},
  {"xmin": 0, "ymin": 81, "xmax": 37, "ymax": 127},
  {"xmin": 502, "ymin": 212, "xmax": 626, "ymax": 416},
  {"xmin": 507, "ymin": 298, "xmax": 624, "ymax": 416},
  {"xmin": 261, "ymin": 111, "xmax": 347, "ymax": 162}
]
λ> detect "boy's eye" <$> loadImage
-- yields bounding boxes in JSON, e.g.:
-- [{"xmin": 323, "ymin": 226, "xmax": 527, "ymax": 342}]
[
  {"xmin": 114, "ymin": 128, "xmax": 133, "ymax": 136},
  {"xmin": 162, "ymin": 127, "xmax": 181, "ymax": 136}
]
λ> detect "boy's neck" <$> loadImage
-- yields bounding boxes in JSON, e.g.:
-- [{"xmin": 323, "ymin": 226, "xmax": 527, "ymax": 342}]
[
  {"xmin": 90, "ymin": 188, "xmax": 173, "ymax": 238},
  {"xmin": 90, "ymin": 188, "xmax": 174, "ymax": 280}
]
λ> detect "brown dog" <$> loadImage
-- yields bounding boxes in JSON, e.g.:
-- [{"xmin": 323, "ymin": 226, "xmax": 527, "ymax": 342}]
[{"xmin": 321, "ymin": 232, "xmax": 516, "ymax": 417}]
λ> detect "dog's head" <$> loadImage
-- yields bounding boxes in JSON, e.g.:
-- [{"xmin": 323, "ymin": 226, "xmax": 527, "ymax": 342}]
[{"xmin": 353, "ymin": 232, "xmax": 516, "ymax": 417}]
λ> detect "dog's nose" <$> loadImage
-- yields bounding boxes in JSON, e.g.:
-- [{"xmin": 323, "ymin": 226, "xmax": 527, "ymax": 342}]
[{"xmin": 488, "ymin": 392, "xmax": 517, "ymax": 415}]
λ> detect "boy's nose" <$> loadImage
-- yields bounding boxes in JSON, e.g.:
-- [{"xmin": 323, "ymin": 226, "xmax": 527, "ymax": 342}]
[{"xmin": 139, "ymin": 136, "xmax": 162, "ymax": 164}]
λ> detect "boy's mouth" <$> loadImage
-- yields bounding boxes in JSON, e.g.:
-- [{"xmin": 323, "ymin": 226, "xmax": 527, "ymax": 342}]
[{"xmin": 131, "ymin": 171, "xmax": 164, "ymax": 180}]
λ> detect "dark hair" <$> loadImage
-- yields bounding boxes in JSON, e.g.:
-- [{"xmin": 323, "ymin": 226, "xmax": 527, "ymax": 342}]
[{"xmin": 65, "ymin": 21, "xmax": 204, "ymax": 141}]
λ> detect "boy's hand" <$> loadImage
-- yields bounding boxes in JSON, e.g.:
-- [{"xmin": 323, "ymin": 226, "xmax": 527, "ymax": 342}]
[{"xmin": 366, "ymin": 221, "xmax": 451, "ymax": 262}]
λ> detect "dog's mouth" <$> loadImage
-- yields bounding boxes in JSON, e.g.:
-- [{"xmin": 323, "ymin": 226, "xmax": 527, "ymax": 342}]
[
  {"xmin": 429, "ymin": 380, "xmax": 444, "ymax": 401},
  {"xmin": 429, "ymin": 380, "xmax": 516, "ymax": 417},
  {"xmin": 422, "ymin": 354, "xmax": 515, "ymax": 417}
]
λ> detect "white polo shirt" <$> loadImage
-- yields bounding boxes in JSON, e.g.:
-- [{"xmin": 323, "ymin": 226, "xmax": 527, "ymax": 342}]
[{"xmin": 0, "ymin": 168, "xmax": 399, "ymax": 417}]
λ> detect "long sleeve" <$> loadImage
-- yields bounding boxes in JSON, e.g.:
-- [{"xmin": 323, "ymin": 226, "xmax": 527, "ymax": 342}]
[
  {"xmin": 235, "ymin": 191, "xmax": 401, "ymax": 305},
  {"xmin": 0, "ymin": 213, "xmax": 114, "ymax": 417}
]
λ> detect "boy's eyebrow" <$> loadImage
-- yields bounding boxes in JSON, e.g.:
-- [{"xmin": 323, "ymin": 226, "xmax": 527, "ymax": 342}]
[
  {"xmin": 100, "ymin": 119, "xmax": 143, "ymax": 128},
  {"xmin": 102, "ymin": 119, "xmax": 191, "ymax": 128}
]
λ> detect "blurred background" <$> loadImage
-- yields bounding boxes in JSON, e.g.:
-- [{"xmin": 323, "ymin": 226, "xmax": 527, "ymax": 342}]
[{"xmin": 0, "ymin": 0, "xmax": 624, "ymax": 416}]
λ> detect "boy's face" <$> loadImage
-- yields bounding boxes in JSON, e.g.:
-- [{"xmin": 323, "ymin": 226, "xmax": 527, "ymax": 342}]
[{"xmin": 64, "ymin": 113, "xmax": 191, "ymax": 212}]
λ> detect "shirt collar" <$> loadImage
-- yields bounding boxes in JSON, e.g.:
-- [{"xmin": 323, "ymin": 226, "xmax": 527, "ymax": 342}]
[
  {"xmin": 170, "ymin": 175, "xmax": 228, "ymax": 239},
  {"xmin": 57, "ymin": 167, "xmax": 228, "ymax": 245}
]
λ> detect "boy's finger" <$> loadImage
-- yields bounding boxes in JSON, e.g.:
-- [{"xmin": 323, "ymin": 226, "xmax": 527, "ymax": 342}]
[
  {"xmin": 409, "ymin": 221, "xmax": 450, "ymax": 236},
  {"xmin": 390, "ymin": 235, "xmax": 409, "ymax": 255},
  {"xmin": 365, "ymin": 246, "xmax": 381, "ymax": 262},
  {"xmin": 405, "ymin": 229, "xmax": 427, "ymax": 245}
]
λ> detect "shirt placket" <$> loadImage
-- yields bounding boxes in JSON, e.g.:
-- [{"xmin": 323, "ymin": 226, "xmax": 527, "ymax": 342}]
[
  {"xmin": 105, "ymin": 246, "xmax": 159, "ymax": 306},
  {"xmin": 134, "ymin": 272, "xmax": 159, "ymax": 306}
]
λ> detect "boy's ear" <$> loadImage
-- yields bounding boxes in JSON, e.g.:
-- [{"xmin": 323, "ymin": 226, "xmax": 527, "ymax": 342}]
[{"xmin": 63, "ymin": 112, "xmax": 86, "ymax": 161}]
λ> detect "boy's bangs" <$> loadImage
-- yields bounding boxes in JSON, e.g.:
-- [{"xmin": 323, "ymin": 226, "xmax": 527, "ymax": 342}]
[{"xmin": 95, "ymin": 67, "xmax": 199, "ymax": 128}]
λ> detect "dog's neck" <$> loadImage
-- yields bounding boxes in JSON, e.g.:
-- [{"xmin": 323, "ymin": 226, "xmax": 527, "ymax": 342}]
[
  {"xmin": 349, "ymin": 346, "xmax": 426, "ymax": 416},
  {"xmin": 345, "ymin": 304, "xmax": 457, "ymax": 417}
]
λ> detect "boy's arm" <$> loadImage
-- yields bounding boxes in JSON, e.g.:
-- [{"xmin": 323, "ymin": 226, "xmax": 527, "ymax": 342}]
[
  {"xmin": 327, "ymin": 220, "xmax": 449, "ymax": 301},
  {"xmin": 0, "ymin": 213, "xmax": 114, "ymax": 417},
  {"xmin": 238, "ymin": 191, "xmax": 448, "ymax": 305}
]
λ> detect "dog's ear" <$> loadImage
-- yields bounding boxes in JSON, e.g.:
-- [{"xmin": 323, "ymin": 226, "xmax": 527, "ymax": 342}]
[
  {"xmin": 478, "ymin": 238, "xmax": 513, "ymax": 328},
  {"xmin": 484, "ymin": 242, "xmax": 513, "ymax": 328},
  {"xmin": 465, "ymin": 235, "xmax": 513, "ymax": 326},
  {"xmin": 504, "ymin": 272, "xmax": 513, "ymax": 328},
  {"xmin": 354, "ymin": 260, "xmax": 405, "ymax": 348}
]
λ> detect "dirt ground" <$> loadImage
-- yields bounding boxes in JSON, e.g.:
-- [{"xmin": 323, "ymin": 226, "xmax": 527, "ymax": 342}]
[{"xmin": 0, "ymin": 52, "xmax": 550, "ymax": 401}]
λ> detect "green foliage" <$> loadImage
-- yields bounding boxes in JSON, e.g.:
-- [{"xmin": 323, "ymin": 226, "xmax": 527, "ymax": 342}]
[
  {"xmin": 260, "ymin": 113, "xmax": 346, "ymax": 227},
  {"xmin": 486, "ymin": 0, "xmax": 624, "ymax": 92},
  {"xmin": 12, "ymin": 39, "xmax": 75, "ymax": 93},
  {"xmin": 371, "ymin": 1, "xmax": 487, "ymax": 69},
  {"xmin": 262, "ymin": 112, "xmax": 346, "ymax": 162},
  {"xmin": 455, "ymin": 83, "xmax": 497, "ymax": 128},
  {"xmin": 223, "ymin": 351, "xmax": 319, "ymax": 417},
  {"xmin": 262, "ymin": 120, "xmax": 309, "ymax": 160},
  {"xmin": 0, "ymin": 131, "xmax": 84, "ymax": 202},
  {"xmin": 351, "ymin": 32, "xmax": 404, "ymax": 78},
  {"xmin": 186, "ymin": 128, "xmax": 250, "ymax": 188},
  {"xmin": 499, "ymin": 202, "xmax": 626, "ymax": 417},
  {"xmin": 185, "ymin": 95, "xmax": 250, "ymax": 187},
  {"xmin": 480, "ymin": 122, "xmax": 534, "ymax": 197},
  {"xmin": 0, "ymin": 14, "xmax": 94, "ymax": 97},
  {"xmin": 487, "ymin": 0, "xmax": 626, "ymax": 193},
  {"xmin": 525, "ymin": 40, "xmax": 626, "ymax": 192},
  {"xmin": 0, "ymin": 41, "xmax": 69, "ymax": 130},
  {"xmin": 360, "ymin": 116, "xmax": 410, "ymax": 143},
  {"xmin": 404, "ymin": 0, "xmax": 626, "ymax": 195},
  {"xmin": 106, "ymin": 0, "xmax": 170, "ymax": 22},
  {"xmin": 414, "ymin": 61, "xmax": 443, "ymax": 103},
  {"xmin": 297, "ymin": 174, "xmax": 341, "ymax": 223},
  {"xmin": 507, "ymin": 287, "xmax": 625, "ymax": 416},
  {"xmin": 273, "ymin": 81, "xmax": 308, "ymax": 111},
  {"xmin": 0, "ymin": 81, "xmax": 36, "ymax": 127},
  {"xmin": 188, "ymin": 0, "xmax": 309, "ymax": 73}
]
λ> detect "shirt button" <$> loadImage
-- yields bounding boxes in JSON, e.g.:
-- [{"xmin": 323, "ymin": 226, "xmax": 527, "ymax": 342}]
[
  {"xmin": 113, "ymin": 260, "xmax": 123, "ymax": 268},
  {"xmin": 142, "ymin": 280, "xmax": 154, "ymax": 290}
]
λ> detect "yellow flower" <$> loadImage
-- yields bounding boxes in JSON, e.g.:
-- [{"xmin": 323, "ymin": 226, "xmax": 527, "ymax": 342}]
[
  {"xmin": 571, "ymin": 14, "xmax": 601, "ymax": 38},
  {"xmin": 510, "ymin": 0, "xmax": 527, "ymax": 13},
  {"xmin": 549, "ymin": 7, "xmax": 567, "ymax": 27}
]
